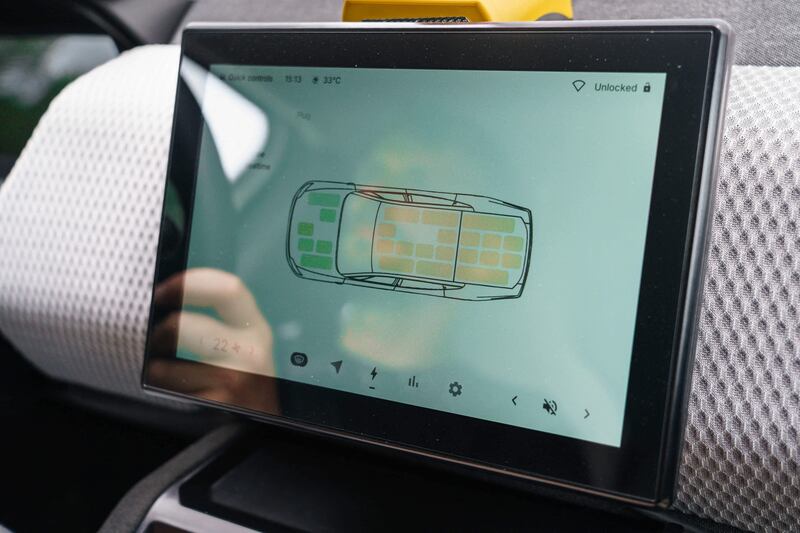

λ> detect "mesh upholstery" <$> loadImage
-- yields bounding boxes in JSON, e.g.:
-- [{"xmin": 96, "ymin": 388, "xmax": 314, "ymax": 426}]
[
  {"xmin": 674, "ymin": 66, "xmax": 800, "ymax": 532},
  {"xmin": 572, "ymin": 0, "xmax": 800, "ymax": 67},
  {"xmin": 0, "ymin": 45, "xmax": 182, "ymax": 406},
  {"xmin": 0, "ymin": 45, "xmax": 798, "ymax": 532}
]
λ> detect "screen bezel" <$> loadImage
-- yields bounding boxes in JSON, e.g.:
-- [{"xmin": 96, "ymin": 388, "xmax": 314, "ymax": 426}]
[{"xmin": 143, "ymin": 23, "xmax": 729, "ymax": 505}]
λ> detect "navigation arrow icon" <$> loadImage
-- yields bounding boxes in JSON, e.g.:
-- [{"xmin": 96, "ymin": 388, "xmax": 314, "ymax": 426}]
[
  {"xmin": 331, "ymin": 360, "xmax": 342, "ymax": 374},
  {"xmin": 584, "ymin": 409, "xmax": 590, "ymax": 419},
  {"xmin": 512, "ymin": 395, "xmax": 518, "ymax": 406}
]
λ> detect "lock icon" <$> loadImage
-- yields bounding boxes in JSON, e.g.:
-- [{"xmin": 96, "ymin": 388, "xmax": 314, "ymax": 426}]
[{"xmin": 643, "ymin": 82, "xmax": 651, "ymax": 93}]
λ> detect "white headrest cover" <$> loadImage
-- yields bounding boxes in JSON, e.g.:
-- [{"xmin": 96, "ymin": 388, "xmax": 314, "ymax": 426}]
[{"xmin": 0, "ymin": 45, "xmax": 180, "ymax": 404}]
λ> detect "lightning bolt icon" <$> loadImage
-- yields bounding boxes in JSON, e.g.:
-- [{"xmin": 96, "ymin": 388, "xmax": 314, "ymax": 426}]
[{"xmin": 370, "ymin": 367, "xmax": 378, "ymax": 380}]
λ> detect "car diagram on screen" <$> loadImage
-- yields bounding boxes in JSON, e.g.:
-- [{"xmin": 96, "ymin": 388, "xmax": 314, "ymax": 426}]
[{"xmin": 286, "ymin": 181, "xmax": 532, "ymax": 301}]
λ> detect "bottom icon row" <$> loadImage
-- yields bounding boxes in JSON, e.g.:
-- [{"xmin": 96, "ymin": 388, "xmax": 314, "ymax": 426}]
[
  {"xmin": 289, "ymin": 354, "xmax": 589, "ymax": 419},
  {"xmin": 291, "ymin": 353, "xmax": 468, "ymax": 396},
  {"xmin": 543, "ymin": 398, "xmax": 557, "ymax": 415}
]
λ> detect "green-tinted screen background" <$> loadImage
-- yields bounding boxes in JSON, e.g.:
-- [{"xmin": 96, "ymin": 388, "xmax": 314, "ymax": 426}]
[{"xmin": 181, "ymin": 65, "xmax": 666, "ymax": 446}]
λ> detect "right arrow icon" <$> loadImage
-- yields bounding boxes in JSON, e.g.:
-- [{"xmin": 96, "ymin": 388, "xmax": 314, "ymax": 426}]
[{"xmin": 584, "ymin": 409, "xmax": 590, "ymax": 419}]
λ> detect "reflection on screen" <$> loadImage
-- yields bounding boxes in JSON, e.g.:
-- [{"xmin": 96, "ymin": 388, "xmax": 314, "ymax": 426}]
[{"xmin": 168, "ymin": 64, "xmax": 666, "ymax": 446}]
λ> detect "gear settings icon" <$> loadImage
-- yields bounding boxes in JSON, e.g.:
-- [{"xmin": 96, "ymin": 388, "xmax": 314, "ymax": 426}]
[{"xmin": 448, "ymin": 381, "xmax": 463, "ymax": 397}]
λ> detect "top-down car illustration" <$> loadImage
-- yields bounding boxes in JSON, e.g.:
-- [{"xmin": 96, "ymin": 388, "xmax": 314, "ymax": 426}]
[{"xmin": 286, "ymin": 181, "xmax": 532, "ymax": 300}]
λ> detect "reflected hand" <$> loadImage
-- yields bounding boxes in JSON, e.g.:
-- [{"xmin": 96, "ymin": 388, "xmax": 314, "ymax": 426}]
[{"xmin": 148, "ymin": 268, "xmax": 277, "ymax": 409}]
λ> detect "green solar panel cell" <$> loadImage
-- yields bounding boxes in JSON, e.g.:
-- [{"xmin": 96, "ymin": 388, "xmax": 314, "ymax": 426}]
[
  {"xmin": 298, "ymin": 238, "xmax": 314, "ymax": 252},
  {"xmin": 301, "ymin": 254, "xmax": 333, "ymax": 270},
  {"xmin": 308, "ymin": 192, "xmax": 341, "ymax": 207},
  {"xmin": 298, "ymin": 222, "xmax": 314, "ymax": 236},
  {"xmin": 316, "ymin": 240, "xmax": 333, "ymax": 254}
]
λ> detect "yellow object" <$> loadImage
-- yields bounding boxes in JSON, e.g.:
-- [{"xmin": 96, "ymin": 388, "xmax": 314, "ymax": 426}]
[{"xmin": 342, "ymin": 0, "xmax": 573, "ymax": 22}]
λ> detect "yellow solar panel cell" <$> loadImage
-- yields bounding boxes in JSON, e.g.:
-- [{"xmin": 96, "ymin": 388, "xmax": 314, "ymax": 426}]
[
  {"xmin": 459, "ymin": 248, "xmax": 478, "ymax": 264},
  {"xmin": 416, "ymin": 243, "xmax": 434, "ymax": 259},
  {"xmin": 416, "ymin": 260, "xmax": 452, "ymax": 279},
  {"xmin": 436, "ymin": 246, "xmax": 456, "ymax": 261},
  {"xmin": 482, "ymin": 233, "xmax": 501, "ymax": 249},
  {"xmin": 379, "ymin": 256, "xmax": 414, "ymax": 274},
  {"xmin": 396, "ymin": 241, "xmax": 414, "ymax": 256},
  {"xmin": 503, "ymin": 235, "xmax": 524, "ymax": 252},
  {"xmin": 460, "ymin": 231, "xmax": 480, "ymax": 247},
  {"xmin": 480, "ymin": 251, "xmax": 500, "ymax": 266},
  {"xmin": 377, "ymin": 223, "xmax": 396, "ymax": 237},
  {"xmin": 437, "ymin": 229, "xmax": 457, "ymax": 244},
  {"xmin": 463, "ymin": 213, "xmax": 515, "ymax": 233},
  {"xmin": 455, "ymin": 265, "xmax": 509, "ymax": 286},
  {"xmin": 502, "ymin": 253, "xmax": 522, "ymax": 269},
  {"xmin": 376, "ymin": 239, "xmax": 394, "ymax": 254},
  {"xmin": 384, "ymin": 206, "xmax": 420, "ymax": 223},
  {"xmin": 422, "ymin": 209, "xmax": 459, "ymax": 227}
]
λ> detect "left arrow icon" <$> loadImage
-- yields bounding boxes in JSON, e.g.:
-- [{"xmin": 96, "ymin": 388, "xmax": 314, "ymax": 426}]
[
  {"xmin": 512, "ymin": 395, "xmax": 518, "ymax": 406},
  {"xmin": 331, "ymin": 360, "xmax": 342, "ymax": 374}
]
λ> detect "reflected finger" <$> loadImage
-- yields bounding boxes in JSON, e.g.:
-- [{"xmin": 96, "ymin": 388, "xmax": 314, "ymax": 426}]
[{"xmin": 157, "ymin": 268, "xmax": 267, "ymax": 329}]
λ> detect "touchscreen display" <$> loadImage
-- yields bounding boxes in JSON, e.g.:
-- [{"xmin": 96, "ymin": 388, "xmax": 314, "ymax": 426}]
[{"xmin": 175, "ymin": 64, "xmax": 666, "ymax": 447}]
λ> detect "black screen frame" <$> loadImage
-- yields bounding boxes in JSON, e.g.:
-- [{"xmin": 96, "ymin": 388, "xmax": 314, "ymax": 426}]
[{"xmin": 143, "ymin": 22, "xmax": 731, "ymax": 505}]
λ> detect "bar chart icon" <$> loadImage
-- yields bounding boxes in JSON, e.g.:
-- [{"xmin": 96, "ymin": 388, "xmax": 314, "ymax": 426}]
[{"xmin": 407, "ymin": 376, "xmax": 420, "ymax": 388}]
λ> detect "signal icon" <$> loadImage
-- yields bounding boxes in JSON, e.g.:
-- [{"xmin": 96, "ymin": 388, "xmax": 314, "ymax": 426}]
[{"xmin": 407, "ymin": 375, "xmax": 420, "ymax": 388}]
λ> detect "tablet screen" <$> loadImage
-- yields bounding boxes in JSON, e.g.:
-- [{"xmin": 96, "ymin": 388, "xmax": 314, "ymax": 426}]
[
  {"xmin": 145, "ymin": 24, "xmax": 730, "ymax": 502},
  {"xmin": 180, "ymin": 64, "xmax": 666, "ymax": 447}
]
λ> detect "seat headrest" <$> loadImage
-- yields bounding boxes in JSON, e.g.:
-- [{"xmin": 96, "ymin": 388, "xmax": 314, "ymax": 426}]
[{"xmin": 0, "ymin": 45, "xmax": 184, "ymax": 407}]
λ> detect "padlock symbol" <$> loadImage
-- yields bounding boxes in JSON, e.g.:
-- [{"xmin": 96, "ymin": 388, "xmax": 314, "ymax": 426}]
[{"xmin": 643, "ymin": 82, "xmax": 651, "ymax": 93}]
